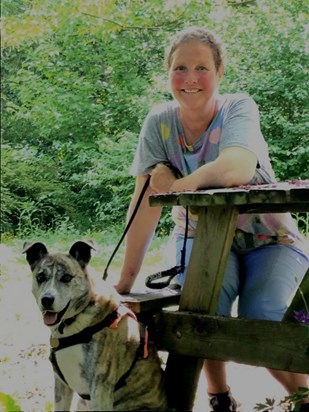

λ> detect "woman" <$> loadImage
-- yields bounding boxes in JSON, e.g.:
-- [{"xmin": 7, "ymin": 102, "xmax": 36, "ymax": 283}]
[{"xmin": 115, "ymin": 27, "xmax": 309, "ymax": 411}]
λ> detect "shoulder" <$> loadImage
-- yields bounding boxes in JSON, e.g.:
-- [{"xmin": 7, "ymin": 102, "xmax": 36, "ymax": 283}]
[
  {"xmin": 219, "ymin": 93, "xmax": 260, "ymax": 119},
  {"xmin": 147, "ymin": 100, "xmax": 179, "ymax": 120},
  {"xmin": 220, "ymin": 92, "xmax": 257, "ymax": 108}
]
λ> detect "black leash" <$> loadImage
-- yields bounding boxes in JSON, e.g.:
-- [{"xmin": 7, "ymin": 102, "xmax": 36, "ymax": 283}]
[
  {"xmin": 103, "ymin": 165, "xmax": 188, "ymax": 289},
  {"xmin": 145, "ymin": 206, "xmax": 188, "ymax": 289},
  {"xmin": 103, "ymin": 175, "xmax": 151, "ymax": 281}
]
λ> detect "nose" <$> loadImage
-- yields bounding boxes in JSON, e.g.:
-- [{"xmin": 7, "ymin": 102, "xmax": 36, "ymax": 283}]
[
  {"xmin": 184, "ymin": 70, "xmax": 198, "ymax": 84},
  {"xmin": 41, "ymin": 294, "xmax": 55, "ymax": 309}
]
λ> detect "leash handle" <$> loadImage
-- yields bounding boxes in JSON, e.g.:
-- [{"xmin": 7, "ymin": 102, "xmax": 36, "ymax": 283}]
[{"xmin": 145, "ymin": 266, "xmax": 182, "ymax": 289}]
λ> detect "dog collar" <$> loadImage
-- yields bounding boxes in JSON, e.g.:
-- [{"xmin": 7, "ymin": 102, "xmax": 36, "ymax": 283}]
[
  {"xmin": 50, "ymin": 304, "xmax": 139, "ymax": 350},
  {"xmin": 50, "ymin": 308, "xmax": 119, "ymax": 350}
]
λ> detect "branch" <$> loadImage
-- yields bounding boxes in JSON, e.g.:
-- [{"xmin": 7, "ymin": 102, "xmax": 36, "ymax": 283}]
[
  {"xmin": 227, "ymin": 0, "xmax": 257, "ymax": 7},
  {"xmin": 78, "ymin": 11, "xmax": 181, "ymax": 31}
]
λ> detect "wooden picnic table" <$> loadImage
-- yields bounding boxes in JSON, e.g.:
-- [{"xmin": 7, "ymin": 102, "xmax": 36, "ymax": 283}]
[{"xmin": 145, "ymin": 180, "xmax": 309, "ymax": 411}]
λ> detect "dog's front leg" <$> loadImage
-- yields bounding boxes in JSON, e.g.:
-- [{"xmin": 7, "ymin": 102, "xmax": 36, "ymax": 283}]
[
  {"xmin": 54, "ymin": 374, "xmax": 74, "ymax": 412},
  {"xmin": 90, "ymin": 384, "xmax": 114, "ymax": 411}
]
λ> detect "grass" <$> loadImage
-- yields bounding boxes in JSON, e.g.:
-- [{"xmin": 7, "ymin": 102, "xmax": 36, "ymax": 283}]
[{"xmin": 1, "ymin": 228, "xmax": 170, "ymax": 289}]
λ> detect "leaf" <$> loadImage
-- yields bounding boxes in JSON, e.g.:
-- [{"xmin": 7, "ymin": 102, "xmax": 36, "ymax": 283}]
[{"xmin": 0, "ymin": 393, "xmax": 22, "ymax": 412}]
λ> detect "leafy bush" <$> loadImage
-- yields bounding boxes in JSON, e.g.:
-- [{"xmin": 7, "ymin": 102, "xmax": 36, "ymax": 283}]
[{"xmin": 1, "ymin": 0, "xmax": 308, "ymax": 235}]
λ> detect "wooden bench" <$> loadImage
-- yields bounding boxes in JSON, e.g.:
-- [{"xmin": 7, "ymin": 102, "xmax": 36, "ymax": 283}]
[
  {"xmin": 124, "ymin": 181, "xmax": 309, "ymax": 411},
  {"xmin": 121, "ymin": 273, "xmax": 308, "ymax": 369},
  {"xmin": 121, "ymin": 288, "xmax": 181, "ymax": 314}
]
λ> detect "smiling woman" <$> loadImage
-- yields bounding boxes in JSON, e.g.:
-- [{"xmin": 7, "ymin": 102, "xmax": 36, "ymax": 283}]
[{"xmin": 115, "ymin": 26, "xmax": 309, "ymax": 411}]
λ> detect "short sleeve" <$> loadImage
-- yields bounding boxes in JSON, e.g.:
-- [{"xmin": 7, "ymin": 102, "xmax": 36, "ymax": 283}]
[
  {"xmin": 219, "ymin": 95, "xmax": 264, "ymax": 155},
  {"xmin": 219, "ymin": 94, "xmax": 276, "ymax": 183},
  {"xmin": 130, "ymin": 107, "xmax": 169, "ymax": 176}
]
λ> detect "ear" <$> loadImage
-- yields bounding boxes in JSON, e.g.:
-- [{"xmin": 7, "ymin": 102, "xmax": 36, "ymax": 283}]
[
  {"xmin": 23, "ymin": 242, "xmax": 48, "ymax": 271},
  {"xmin": 69, "ymin": 240, "xmax": 95, "ymax": 268},
  {"xmin": 217, "ymin": 64, "xmax": 225, "ymax": 81}
]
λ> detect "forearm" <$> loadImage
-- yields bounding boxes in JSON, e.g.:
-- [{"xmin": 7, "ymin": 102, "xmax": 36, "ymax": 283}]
[
  {"xmin": 117, "ymin": 178, "xmax": 162, "ymax": 292},
  {"xmin": 121, "ymin": 200, "xmax": 161, "ymax": 279},
  {"xmin": 170, "ymin": 147, "xmax": 257, "ymax": 191}
]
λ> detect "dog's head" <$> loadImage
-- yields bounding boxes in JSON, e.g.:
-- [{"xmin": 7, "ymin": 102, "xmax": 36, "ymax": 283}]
[{"xmin": 23, "ymin": 241, "xmax": 95, "ymax": 328}]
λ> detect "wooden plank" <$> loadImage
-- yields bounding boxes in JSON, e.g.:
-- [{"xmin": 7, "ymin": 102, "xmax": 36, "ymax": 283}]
[
  {"xmin": 164, "ymin": 206, "xmax": 239, "ymax": 410},
  {"xmin": 121, "ymin": 289, "xmax": 181, "ymax": 313},
  {"xmin": 149, "ymin": 181, "xmax": 309, "ymax": 210},
  {"xmin": 283, "ymin": 268, "xmax": 309, "ymax": 323},
  {"xmin": 153, "ymin": 311, "xmax": 309, "ymax": 374},
  {"xmin": 180, "ymin": 206, "xmax": 239, "ymax": 313}
]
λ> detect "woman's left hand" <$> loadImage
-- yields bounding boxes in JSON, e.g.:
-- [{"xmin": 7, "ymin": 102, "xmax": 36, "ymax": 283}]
[{"xmin": 149, "ymin": 163, "xmax": 177, "ymax": 193}]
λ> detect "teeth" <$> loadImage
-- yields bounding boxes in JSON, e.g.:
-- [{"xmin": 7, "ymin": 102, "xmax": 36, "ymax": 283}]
[{"xmin": 183, "ymin": 89, "xmax": 201, "ymax": 93}]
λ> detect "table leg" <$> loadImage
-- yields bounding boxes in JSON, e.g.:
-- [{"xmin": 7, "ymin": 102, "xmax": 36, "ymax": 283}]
[{"xmin": 165, "ymin": 206, "xmax": 239, "ymax": 410}]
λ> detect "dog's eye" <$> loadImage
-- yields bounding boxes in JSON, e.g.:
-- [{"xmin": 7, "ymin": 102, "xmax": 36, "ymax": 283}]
[
  {"xmin": 61, "ymin": 274, "xmax": 73, "ymax": 283},
  {"xmin": 36, "ymin": 272, "xmax": 46, "ymax": 284}
]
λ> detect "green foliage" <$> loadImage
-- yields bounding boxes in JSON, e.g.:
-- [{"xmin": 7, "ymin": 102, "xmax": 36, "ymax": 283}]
[
  {"xmin": 1, "ymin": 0, "xmax": 308, "ymax": 235},
  {"xmin": 254, "ymin": 397, "xmax": 276, "ymax": 411},
  {"xmin": 280, "ymin": 387, "xmax": 309, "ymax": 411},
  {"xmin": 293, "ymin": 213, "xmax": 309, "ymax": 237},
  {"xmin": 254, "ymin": 387, "xmax": 309, "ymax": 411},
  {"xmin": 0, "ymin": 392, "xmax": 22, "ymax": 412}
]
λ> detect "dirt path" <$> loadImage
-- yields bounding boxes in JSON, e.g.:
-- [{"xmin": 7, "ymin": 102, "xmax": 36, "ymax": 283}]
[{"xmin": 0, "ymin": 243, "xmax": 291, "ymax": 411}]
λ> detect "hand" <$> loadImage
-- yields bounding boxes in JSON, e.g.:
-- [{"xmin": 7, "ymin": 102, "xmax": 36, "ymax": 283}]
[
  {"xmin": 114, "ymin": 272, "xmax": 136, "ymax": 294},
  {"xmin": 149, "ymin": 163, "xmax": 177, "ymax": 193},
  {"xmin": 114, "ymin": 280, "xmax": 132, "ymax": 294}
]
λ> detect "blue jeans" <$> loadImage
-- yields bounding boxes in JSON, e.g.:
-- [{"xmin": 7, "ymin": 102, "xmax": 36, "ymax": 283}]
[{"xmin": 174, "ymin": 238, "xmax": 309, "ymax": 321}]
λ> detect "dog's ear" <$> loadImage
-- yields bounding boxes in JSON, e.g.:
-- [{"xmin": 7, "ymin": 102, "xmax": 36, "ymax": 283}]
[
  {"xmin": 69, "ymin": 241, "xmax": 95, "ymax": 268},
  {"xmin": 23, "ymin": 242, "xmax": 48, "ymax": 271}
]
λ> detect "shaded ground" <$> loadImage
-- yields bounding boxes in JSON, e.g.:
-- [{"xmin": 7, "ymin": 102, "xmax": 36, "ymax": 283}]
[{"xmin": 0, "ymin": 243, "xmax": 293, "ymax": 412}]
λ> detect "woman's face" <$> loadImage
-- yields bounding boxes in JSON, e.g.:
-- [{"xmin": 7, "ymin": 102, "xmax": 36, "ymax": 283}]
[{"xmin": 168, "ymin": 41, "xmax": 223, "ymax": 111}]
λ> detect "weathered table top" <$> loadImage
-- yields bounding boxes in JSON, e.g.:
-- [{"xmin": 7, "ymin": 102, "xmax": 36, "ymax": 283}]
[{"xmin": 150, "ymin": 180, "xmax": 309, "ymax": 213}]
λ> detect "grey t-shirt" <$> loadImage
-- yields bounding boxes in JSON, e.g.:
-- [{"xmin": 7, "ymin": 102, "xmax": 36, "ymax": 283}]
[
  {"xmin": 131, "ymin": 93, "xmax": 307, "ymax": 253},
  {"xmin": 131, "ymin": 93, "xmax": 275, "ymax": 185}
]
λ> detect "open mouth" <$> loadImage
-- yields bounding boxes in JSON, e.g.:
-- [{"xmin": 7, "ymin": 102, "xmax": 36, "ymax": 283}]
[{"xmin": 42, "ymin": 301, "xmax": 71, "ymax": 326}]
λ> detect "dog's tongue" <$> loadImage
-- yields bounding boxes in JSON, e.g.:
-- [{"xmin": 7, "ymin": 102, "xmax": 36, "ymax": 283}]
[{"xmin": 43, "ymin": 312, "xmax": 58, "ymax": 325}]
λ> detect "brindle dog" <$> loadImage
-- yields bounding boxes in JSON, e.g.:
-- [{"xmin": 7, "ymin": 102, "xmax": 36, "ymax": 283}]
[{"xmin": 24, "ymin": 241, "xmax": 168, "ymax": 411}]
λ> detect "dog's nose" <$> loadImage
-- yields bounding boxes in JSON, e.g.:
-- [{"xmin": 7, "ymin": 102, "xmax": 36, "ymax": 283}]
[{"xmin": 41, "ymin": 294, "xmax": 55, "ymax": 309}]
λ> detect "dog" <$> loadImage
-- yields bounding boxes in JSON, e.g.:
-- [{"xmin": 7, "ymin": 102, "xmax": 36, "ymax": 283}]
[{"xmin": 23, "ymin": 240, "xmax": 168, "ymax": 411}]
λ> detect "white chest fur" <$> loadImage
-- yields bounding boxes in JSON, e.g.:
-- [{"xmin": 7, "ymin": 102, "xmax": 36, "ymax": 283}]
[{"xmin": 54, "ymin": 345, "xmax": 90, "ymax": 396}]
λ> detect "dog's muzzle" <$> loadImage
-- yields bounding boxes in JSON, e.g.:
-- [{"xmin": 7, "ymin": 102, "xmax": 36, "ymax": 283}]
[{"xmin": 42, "ymin": 300, "xmax": 71, "ymax": 326}]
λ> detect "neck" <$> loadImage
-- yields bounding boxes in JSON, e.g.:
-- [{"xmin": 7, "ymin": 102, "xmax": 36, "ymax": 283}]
[
  {"xmin": 179, "ymin": 99, "xmax": 218, "ymax": 145},
  {"xmin": 180, "ymin": 97, "xmax": 217, "ymax": 122}
]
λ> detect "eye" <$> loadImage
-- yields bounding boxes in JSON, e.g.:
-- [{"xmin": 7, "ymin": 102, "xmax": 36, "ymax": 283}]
[
  {"xmin": 196, "ymin": 66, "xmax": 208, "ymax": 72},
  {"xmin": 36, "ymin": 272, "xmax": 46, "ymax": 284},
  {"xmin": 61, "ymin": 274, "xmax": 73, "ymax": 283},
  {"xmin": 174, "ymin": 65, "xmax": 187, "ymax": 72}
]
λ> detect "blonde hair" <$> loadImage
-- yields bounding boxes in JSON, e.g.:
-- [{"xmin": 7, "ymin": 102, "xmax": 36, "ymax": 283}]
[{"xmin": 165, "ymin": 27, "xmax": 225, "ymax": 72}]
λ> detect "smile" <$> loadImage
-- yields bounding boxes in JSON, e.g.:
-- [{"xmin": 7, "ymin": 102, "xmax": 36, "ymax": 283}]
[{"xmin": 182, "ymin": 89, "xmax": 202, "ymax": 94}]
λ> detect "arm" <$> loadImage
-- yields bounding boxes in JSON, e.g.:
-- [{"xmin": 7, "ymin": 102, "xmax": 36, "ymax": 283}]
[
  {"xmin": 115, "ymin": 175, "xmax": 162, "ymax": 293},
  {"xmin": 150, "ymin": 147, "xmax": 257, "ymax": 193},
  {"xmin": 172, "ymin": 147, "xmax": 257, "ymax": 191}
]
